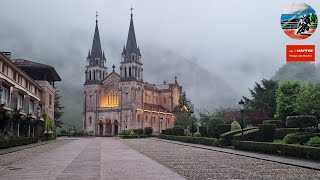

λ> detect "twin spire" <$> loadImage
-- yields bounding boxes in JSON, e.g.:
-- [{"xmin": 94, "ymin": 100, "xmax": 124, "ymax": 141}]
[{"xmin": 88, "ymin": 8, "xmax": 141, "ymax": 66}]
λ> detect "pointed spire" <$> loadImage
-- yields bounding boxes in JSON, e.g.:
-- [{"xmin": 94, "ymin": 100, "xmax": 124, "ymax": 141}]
[
  {"xmin": 87, "ymin": 50, "xmax": 91, "ymax": 59},
  {"xmin": 90, "ymin": 12, "xmax": 103, "ymax": 61},
  {"xmin": 102, "ymin": 51, "xmax": 106, "ymax": 60},
  {"xmin": 124, "ymin": 6, "xmax": 139, "ymax": 60},
  {"xmin": 122, "ymin": 45, "xmax": 126, "ymax": 56}
]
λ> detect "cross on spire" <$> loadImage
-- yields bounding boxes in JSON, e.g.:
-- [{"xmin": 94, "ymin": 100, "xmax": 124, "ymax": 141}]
[
  {"xmin": 96, "ymin": 11, "xmax": 99, "ymax": 23},
  {"xmin": 130, "ymin": 5, "xmax": 134, "ymax": 17},
  {"xmin": 112, "ymin": 64, "xmax": 115, "ymax": 71}
]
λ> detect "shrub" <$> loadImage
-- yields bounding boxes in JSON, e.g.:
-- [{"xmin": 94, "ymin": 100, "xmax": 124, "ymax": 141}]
[
  {"xmin": 119, "ymin": 130, "xmax": 132, "ymax": 135},
  {"xmin": 305, "ymin": 136, "xmax": 320, "ymax": 147},
  {"xmin": 233, "ymin": 129, "xmax": 260, "ymax": 141},
  {"xmin": 258, "ymin": 124, "xmax": 277, "ymax": 142},
  {"xmin": 164, "ymin": 128, "xmax": 174, "ymax": 135},
  {"xmin": 157, "ymin": 135, "xmax": 220, "ymax": 147},
  {"xmin": 133, "ymin": 129, "xmax": 144, "ymax": 135},
  {"xmin": 60, "ymin": 130, "xmax": 67, "ymax": 134},
  {"xmin": 0, "ymin": 139, "xmax": 9, "ymax": 149},
  {"xmin": 217, "ymin": 124, "xmax": 231, "ymax": 136},
  {"xmin": 194, "ymin": 131, "xmax": 201, "ymax": 137},
  {"xmin": 284, "ymin": 132, "xmax": 317, "ymax": 144},
  {"xmin": 274, "ymin": 128, "xmax": 300, "ymax": 139},
  {"xmin": 263, "ymin": 120, "xmax": 282, "ymax": 128},
  {"xmin": 173, "ymin": 125, "xmax": 185, "ymax": 136},
  {"xmin": 286, "ymin": 115, "xmax": 318, "ymax": 130},
  {"xmin": 232, "ymin": 140, "xmax": 320, "ymax": 160},
  {"xmin": 144, "ymin": 127, "xmax": 153, "ymax": 135},
  {"xmin": 198, "ymin": 126, "xmax": 208, "ymax": 137},
  {"xmin": 83, "ymin": 131, "xmax": 89, "ymax": 136},
  {"xmin": 130, "ymin": 131, "xmax": 135, "ymax": 135},
  {"xmin": 77, "ymin": 130, "xmax": 85, "ymax": 136},
  {"xmin": 231, "ymin": 121, "xmax": 241, "ymax": 131},
  {"xmin": 69, "ymin": 130, "xmax": 75, "ymax": 136},
  {"xmin": 220, "ymin": 127, "xmax": 257, "ymax": 145},
  {"xmin": 5, "ymin": 137, "xmax": 38, "ymax": 148}
]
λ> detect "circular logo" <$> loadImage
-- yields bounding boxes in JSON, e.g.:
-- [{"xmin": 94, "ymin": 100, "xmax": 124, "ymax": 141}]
[{"xmin": 281, "ymin": 3, "xmax": 318, "ymax": 40}]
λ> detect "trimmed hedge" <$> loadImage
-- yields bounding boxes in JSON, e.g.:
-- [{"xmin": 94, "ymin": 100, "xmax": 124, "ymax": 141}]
[
  {"xmin": 283, "ymin": 132, "xmax": 317, "ymax": 145},
  {"xmin": 232, "ymin": 140, "xmax": 320, "ymax": 160},
  {"xmin": 286, "ymin": 115, "xmax": 318, "ymax": 129},
  {"xmin": 274, "ymin": 128, "xmax": 300, "ymax": 139},
  {"xmin": 133, "ymin": 129, "xmax": 144, "ymax": 135},
  {"xmin": 157, "ymin": 135, "xmax": 220, "ymax": 147},
  {"xmin": 305, "ymin": 136, "xmax": 320, "ymax": 147},
  {"xmin": 144, "ymin": 127, "xmax": 153, "ymax": 135},
  {"xmin": 217, "ymin": 124, "xmax": 231, "ymax": 136},
  {"xmin": 173, "ymin": 125, "xmax": 185, "ymax": 136},
  {"xmin": 164, "ymin": 128, "xmax": 174, "ymax": 135},
  {"xmin": 263, "ymin": 120, "xmax": 282, "ymax": 128},
  {"xmin": 220, "ymin": 127, "xmax": 257, "ymax": 145},
  {"xmin": 0, "ymin": 137, "xmax": 39, "ymax": 149},
  {"xmin": 258, "ymin": 124, "xmax": 276, "ymax": 142},
  {"xmin": 233, "ymin": 129, "xmax": 260, "ymax": 141},
  {"xmin": 118, "ymin": 135, "xmax": 148, "ymax": 139}
]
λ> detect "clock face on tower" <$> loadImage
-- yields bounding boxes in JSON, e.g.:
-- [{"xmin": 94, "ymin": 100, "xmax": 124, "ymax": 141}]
[
  {"xmin": 88, "ymin": 89, "xmax": 94, "ymax": 96},
  {"xmin": 123, "ymin": 87, "xmax": 130, "ymax": 94}
]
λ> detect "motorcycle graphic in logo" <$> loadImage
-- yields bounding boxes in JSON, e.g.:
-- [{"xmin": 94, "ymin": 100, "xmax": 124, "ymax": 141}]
[{"xmin": 281, "ymin": 3, "xmax": 318, "ymax": 40}]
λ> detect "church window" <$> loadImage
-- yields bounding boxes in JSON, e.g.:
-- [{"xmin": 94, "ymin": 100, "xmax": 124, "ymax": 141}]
[
  {"xmin": 164, "ymin": 98, "xmax": 166, "ymax": 104},
  {"xmin": 129, "ymin": 66, "xmax": 132, "ymax": 77},
  {"xmin": 93, "ymin": 70, "xmax": 96, "ymax": 80},
  {"xmin": 125, "ymin": 115, "xmax": 128, "ymax": 123},
  {"xmin": 137, "ymin": 114, "xmax": 140, "ymax": 123},
  {"xmin": 89, "ymin": 116, "xmax": 92, "ymax": 125},
  {"xmin": 145, "ymin": 115, "xmax": 148, "ymax": 124},
  {"xmin": 124, "ymin": 67, "xmax": 127, "ymax": 77},
  {"xmin": 89, "ymin": 71, "xmax": 91, "ymax": 80},
  {"xmin": 125, "ymin": 125, "xmax": 127, "ymax": 129},
  {"xmin": 167, "ymin": 118, "xmax": 170, "ymax": 125}
]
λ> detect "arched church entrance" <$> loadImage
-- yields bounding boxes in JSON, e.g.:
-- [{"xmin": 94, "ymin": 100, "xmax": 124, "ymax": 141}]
[
  {"xmin": 99, "ymin": 121, "xmax": 103, "ymax": 136},
  {"xmin": 113, "ymin": 120, "xmax": 119, "ymax": 136},
  {"xmin": 106, "ymin": 119, "xmax": 112, "ymax": 136}
]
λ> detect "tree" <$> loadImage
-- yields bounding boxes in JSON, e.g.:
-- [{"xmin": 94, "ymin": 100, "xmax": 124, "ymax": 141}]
[
  {"xmin": 275, "ymin": 81, "xmax": 303, "ymax": 124},
  {"xmin": 296, "ymin": 83, "xmax": 320, "ymax": 120},
  {"xmin": 243, "ymin": 79, "xmax": 279, "ymax": 118},
  {"xmin": 54, "ymin": 87, "xmax": 64, "ymax": 128}
]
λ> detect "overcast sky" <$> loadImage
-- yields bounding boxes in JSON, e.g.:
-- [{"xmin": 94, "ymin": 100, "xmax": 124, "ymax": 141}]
[{"xmin": 0, "ymin": 0, "xmax": 320, "ymax": 110}]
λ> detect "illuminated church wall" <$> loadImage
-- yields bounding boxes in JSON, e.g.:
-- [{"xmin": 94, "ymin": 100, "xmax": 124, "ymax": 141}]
[{"xmin": 99, "ymin": 89, "xmax": 119, "ymax": 108}]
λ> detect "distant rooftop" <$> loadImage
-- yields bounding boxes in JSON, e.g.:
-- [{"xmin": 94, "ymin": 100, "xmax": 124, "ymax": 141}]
[{"xmin": 12, "ymin": 59, "xmax": 61, "ymax": 82}]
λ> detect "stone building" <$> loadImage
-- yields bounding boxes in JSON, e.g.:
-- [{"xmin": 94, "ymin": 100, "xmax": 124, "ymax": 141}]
[
  {"xmin": 0, "ymin": 52, "xmax": 61, "ymax": 136},
  {"xmin": 83, "ymin": 11, "xmax": 182, "ymax": 136}
]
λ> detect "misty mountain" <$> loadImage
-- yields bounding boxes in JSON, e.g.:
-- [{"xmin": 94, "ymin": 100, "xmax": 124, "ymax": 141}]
[{"xmin": 272, "ymin": 62, "xmax": 320, "ymax": 84}]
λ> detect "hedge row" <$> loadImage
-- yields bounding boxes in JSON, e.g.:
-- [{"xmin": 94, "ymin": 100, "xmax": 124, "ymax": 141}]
[
  {"xmin": 286, "ymin": 115, "xmax": 318, "ymax": 129},
  {"xmin": 263, "ymin": 120, "xmax": 282, "ymax": 128},
  {"xmin": 232, "ymin": 140, "xmax": 320, "ymax": 160},
  {"xmin": 118, "ymin": 135, "xmax": 155, "ymax": 139},
  {"xmin": 157, "ymin": 135, "xmax": 220, "ymax": 147},
  {"xmin": 274, "ymin": 128, "xmax": 300, "ymax": 139},
  {"xmin": 233, "ymin": 129, "xmax": 260, "ymax": 141},
  {"xmin": 0, "ymin": 137, "xmax": 39, "ymax": 149},
  {"xmin": 220, "ymin": 127, "xmax": 257, "ymax": 145}
]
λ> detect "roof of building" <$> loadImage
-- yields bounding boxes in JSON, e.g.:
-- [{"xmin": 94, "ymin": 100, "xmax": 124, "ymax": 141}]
[
  {"xmin": 144, "ymin": 103, "xmax": 167, "ymax": 112},
  {"xmin": 90, "ymin": 19, "xmax": 104, "ymax": 61},
  {"xmin": 12, "ymin": 59, "xmax": 61, "ymax": 81},
  {"xmin": 122, "ymin": 12, "xmax": 141, "ymax": 58}
]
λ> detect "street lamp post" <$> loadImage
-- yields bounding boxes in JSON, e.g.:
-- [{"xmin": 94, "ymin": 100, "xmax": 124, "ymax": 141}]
[
  {"xmin": 190, "ymin": 109, "xmax": 194, "ymax": 137},
  {"xmin": 239, "ymin": 99, "xmax": 245, "ymax": 138}
]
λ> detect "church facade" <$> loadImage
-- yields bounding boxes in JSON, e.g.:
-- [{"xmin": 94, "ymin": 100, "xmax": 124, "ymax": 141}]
[{"xmin": 83, "ymin": 11, "xmax": 182, "ymax": 136}]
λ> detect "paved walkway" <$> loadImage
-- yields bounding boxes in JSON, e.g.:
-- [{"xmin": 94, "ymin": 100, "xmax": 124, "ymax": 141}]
[
  {"xmin": 154, "ymin": 138, "xmax": 320, "ymax": 170},
  {"xmin": 0, "ymin": 137, "xmax": 184, "ymax": 180}
]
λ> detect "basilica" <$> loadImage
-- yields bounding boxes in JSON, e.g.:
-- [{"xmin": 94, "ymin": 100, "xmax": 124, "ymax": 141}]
[{"xmin": 83, "ymin": 11, "xmax": 182, "ymax": 136}]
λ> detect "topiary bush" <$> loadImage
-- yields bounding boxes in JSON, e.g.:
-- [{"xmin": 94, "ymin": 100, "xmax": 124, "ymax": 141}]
[
  {"xmin": 198, "ymin": 126, "xmax": 208, "ymax": 137},
  {"xmin": 217, "ymin": 124, "xmax": 231, "ymax": 136},
  {"xmin": 133, "ymin": 129, "xmax": 144, "ymax": 135},
  {"xmin": 165, "ymin": 128, "xmax": 174, "ymax": 135},
  {"xmin": 119, "ymin": 130, "xmax": 133, "ymax": 135},
  {"xmin": 173, "ymin": 125, "xmax": 185, "ymax": 136},
  {"xmin": 258, "ymin": 124, "xmax": 277, "ymax": 142},
  {"xmin": 284, "ymin": 132, "xmax": 317, "ymax": 145},
  {"xmin": 194, "ymin": 131, "xmax": 201, "ymax": 137},
  {"xmin": 263, "ymin": 120, "xmax": 282, "ymax": 128},
  {"xmin": 231, "ymin": 121, "xmax": 241, "ymax": 131},
  {"xmin": 144, "ymin": 127, "xmax": 153, "ymax": 135},
  {"xmin": 286, "ymin": 115, "xmax": 318, "ymax": 130},
  {"xmin": 305, "ymin": 136, "xmax": 320, "ymax": 147},
  {"xmin": 274, "ymin": 128, "xmax": 300, "ymax": 139},
  {"xmin": 220, "ymin": 127, "xmax": 257, "ymax": 145},
  {"xmin": 233, "ymin": 129, "xmax": 260, "ymax": 141}
]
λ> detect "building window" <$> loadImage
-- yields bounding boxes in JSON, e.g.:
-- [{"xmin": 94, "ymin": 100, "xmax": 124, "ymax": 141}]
[
  {"xmin": 89, "ymin": 116, "xmax": 92, "ymax": 125},
  {"xmin": 13, "ymin": 72, "xmax": 16, "ymax": 81},
  {"xmin": 129, "ymin": 66, "xmax": 132, "ymax": 77},
  {"xmin": 124, "ymin": 67, "xmax": 127, "ymax": 77},
  {"xmin": 167, "ymin": 118, "xmax": 170, "ymax": 125},
  {"xmin": 137, "ymin": 114, "xmax": 140, "ymax": 123},
  {"xmin": 17, "ymin": 94, "xmax": 23, "ymax": 110},
  {"xmin": 29, "ymin": 100, "xmax": 34, "ymax": 114},
  {"xmin": 1, "ymin": 86, "xmax": 9, "ymax": 105},
  {"xmin": 145, "ymin": 115, "xmax": 148, "ymax": 124},
  {"xmin": 125, "ymin": 115, "xmax": 128, "ymax": 123},
  {"xmin": 49, "ymin": 94, "xmax": 52, "ymax": 107},
  {"xmin": 164, "ymin": 98, "xmax": 166, "ymax": 104}
]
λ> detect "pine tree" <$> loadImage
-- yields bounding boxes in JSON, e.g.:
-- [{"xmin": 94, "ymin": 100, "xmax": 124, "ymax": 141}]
[{"xmin": 54, "ymin": 87, "xmax": 64, "ymax": 128}]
